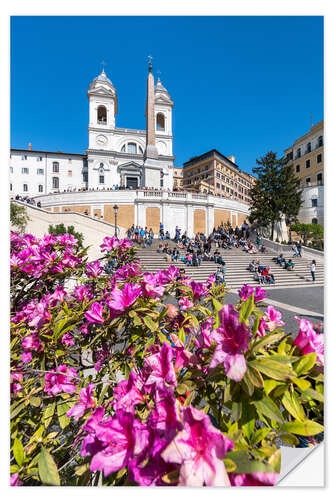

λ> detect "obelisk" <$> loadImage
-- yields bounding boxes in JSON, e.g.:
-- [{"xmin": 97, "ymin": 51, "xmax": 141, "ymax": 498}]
[
  {"xmin": 144, "ymin": 56, "xmax": 159, "ymax": 160},
  {"xmin": 143, "ymin": 56, "xmax": 163, "ymax": 189}
]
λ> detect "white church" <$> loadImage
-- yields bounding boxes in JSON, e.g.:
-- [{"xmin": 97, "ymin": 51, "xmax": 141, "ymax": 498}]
[{"xmin": 10, "ymin": 63, "xmax": 175, "ymax": 197}]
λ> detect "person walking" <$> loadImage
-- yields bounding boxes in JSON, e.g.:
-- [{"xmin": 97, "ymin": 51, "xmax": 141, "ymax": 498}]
[{"xmin": 310, "ymin": 260, "xmax": 316, "ymax": 282}]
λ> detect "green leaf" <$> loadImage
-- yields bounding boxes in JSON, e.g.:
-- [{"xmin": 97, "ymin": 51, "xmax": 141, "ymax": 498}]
[
  {"xmin": 250, "ymin": 428, "xmax": 271, "ymax": 445},
  {"xmin": 226, "ymin": 450, "xmax": 275, "ymax": 474},
  {"xmin": 57, "ymin": 402, "xmax": 70, "ymax": 429},
  {"xmin": 282, "ymin": 391, "xmax": 305, "ymax": 421},
  {"xmin": 248, "ymin": 358, "xmax": 295, "ymax": 381},
  {"xmin": 251, "ymin": 332, "xmax": 285, "ymax": 354},
  {"xmin": 30, "ymin": 396, "xmax": 41, "ymax": 407},
  {"xmin": 232, "ymin": 401, "xmax": 242, "ymax": 421},
  {"xmin": 223, "ymin": 458, "xmax": 237, "ymax": 472},
  {"xmin": 239, "ymin": 294, "xmax": 254, "ymax": 324},
  {"xmin": 10, "ymin": 401, "xmax": 26, "ymax": 419},
  {"xmin": 241, "ymin": 402, "xmax": 256, "ymax": 441},
  {"xmin": 291, "ymin": 377, "xmax": 311, "ymax": 391},
  {"xmin": 252, "ymin": 396, "xmax": 284, "ymax": 424},
  {"xmin": 13, "ymin": 438, "xmax": 24, "ymax": 466},
  {"xmin": 212, "ymin": 297, "xmax": 224, "ymax": 312},
  {"xmin": 280, "ymin": 433, "xmax": 300, "ymax": 446},
  {"xmin": 246, "ymin": 366, "xmax": 264, "ymax": 388},
  {"xmin": 264, "ymin": 379, "xmax": 281, "ymax": 396},
  {"xmin": 302, "ymin": 388, "xmax": 324, "ymax": 403},
  {"xmin": 38, "ymin": 446, "xmax": 60, "ymax": 486},
  {"xmin": 281, "ymin": 419, "xmax": 324, "ymax": 436},
  {"xmin": 142, "ymin": 315, "xmax": 158, "ymax": 332},
  {"xmin": 42, "ymin": 403, "xmax": 55, "ymax": 429},
  {"xmin": 294, "ymin": 352, "xmax": 317, "ymax": 376}
]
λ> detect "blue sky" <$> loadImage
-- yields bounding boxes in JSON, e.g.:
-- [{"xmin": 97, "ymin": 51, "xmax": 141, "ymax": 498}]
[{"xmin": 10, "ymin": 16, "xmax": 323, "ymax": 174}]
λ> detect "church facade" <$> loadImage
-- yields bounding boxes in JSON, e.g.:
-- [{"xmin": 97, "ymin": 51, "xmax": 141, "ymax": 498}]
[{"xmin": 10, "ymin": 66, "xmax": 175, "ymax": 197}]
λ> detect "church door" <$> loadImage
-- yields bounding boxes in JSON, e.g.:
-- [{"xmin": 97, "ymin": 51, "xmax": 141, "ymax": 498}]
[{"xmin": 126, "ymin": 177, "xmax": 139, "ymax": 189}]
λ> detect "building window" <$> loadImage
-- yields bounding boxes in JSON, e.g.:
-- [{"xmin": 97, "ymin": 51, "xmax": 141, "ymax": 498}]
[
  {"xmin": 83, "ymin": 172, "xmax": 88, "ymax": 182},
  {"xmin": 317, "ymin": 154, "xmax": 322, "ymax": 163},
  {"xmin": 295, "ymin": 164, "xmax": 300, "ymax": 173},
  {"xmin": 10, "ymin": 183, "xmax": 12, "ymax": 191},
  {"xmin": 318, "ymin": 136, "xmax": 323, "ymax": 147},
  {"xmin": 37, "ymin": 168, "xmax": 44, "ymax": 175},
  {"xmin": 306, "ymin": 177, "xmax": 311, "ymax": 185},
  {"xmin": 97, "ymin": 105, "xmax": 107, "ymax": 124},
  {"xmin": 68, "ymin": 158, "xmax": 72, "ymax": 163},
  {"xmin": 295, "ymin": 148, "xmax": 301, "ymax": 159},
  {"xmin": 311, "ymin": 198, "xmax": 318, "ymax": 207},
  {"xmin": 99, "ymin": 175, "xmax": 104, "ymax": 184},
  {"xmin": 216, "ymin": 183, "xmax": 220, "ymax": 189},
  {"xmin": 10, "ymin": 167, "xmax": 13, "ymax": 173},
  {"xmin": 38, "ymin": 185, "xmax": 43, "ymax": 193},
  {"xmin": 312, "ymin": 218, "xmax": 318, "ymax": 224},
  {"xmin": 317, "ymin": 173, "xmax": 323, "ymax": 184},
  {"xmin": 139, "ymin": 146, "xmax": 143, "ymax": 154},
  {"xmin": 53, "ymin": 162, "xmax": 59, "ymax": 173},
  {"xmin": 156, "ymin": 113, "xmax": 165, "ymax": 131},
  {"xmin": 127, "ymin": 143, "xmax": 137, "ymax": 154},
  {"xmin": 306, "ymin": 159, "xmax": 311, "ymax": 169},
  {"xmin": 23, "ymin": 184, "xmax": 28, "ymax": 192},
  {"xmin": 21, "ymin": 155, "xmax": 27, "ymax": 160},
  {"xmin": 22, "ymin": 167, "xmax": 29, "ymax": 174},
  {"xmin": 306, "ymin": 142, "xmax": 311, "ymax": 153},
  {"xmin": 221, "ymin": 185, "xmax": 225, "ymax": 191},
  {"xmin": 121, "ymin": 145, "xmax": 126, "ymax": 152},
  {"xmin": 68, "ymin": 170, "xmax": 72, "ymax": 177},
  {"xmin": 52, "ymin": 177, "xmax": 59, "ymax": 189},
  {"xmin": 99, "ymin": 164, "xmax": 104, "ymax": 174}
]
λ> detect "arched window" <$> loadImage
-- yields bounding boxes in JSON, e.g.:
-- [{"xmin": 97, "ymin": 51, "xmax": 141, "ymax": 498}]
[
  {"xmin": 127, "ymin": 143, "xmax": 137, "ymax": 154},
  {"xmin": 156, "ymin": 113, "xmax": 165, "ymax": 131},
  {"xmin": 97, "ymin": 105, "xmax": 107, "ymax": 124},
  {"xmin": 121, "ymin": 145, "xmax": 126, "ymax": 152},
  {"xmin": 38, "ymin": 185, "xmax": 43, "ymax": 193},
  {"xmin": 52, "ymin": 162, "xmax": 59, "ymax": 173},
  {"xmin": 99, "ymin": 164, "xmax": 104, "ymax": 174},
  {"xmin": 52, "ymin": 177, "xmax": 59, "ymax": 189},
  {"xmin": 139, "ymin": 146, "xmax": 144, "ymax": 154},
  {"xmin": 312, "ymin": 218, "xmax": 318, "ymax": 224}
]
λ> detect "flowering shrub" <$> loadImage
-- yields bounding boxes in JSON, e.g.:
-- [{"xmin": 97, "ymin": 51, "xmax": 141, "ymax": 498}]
[{"xmin": 10, "ymin": 232, "xmax": 324, "ymax": 486}]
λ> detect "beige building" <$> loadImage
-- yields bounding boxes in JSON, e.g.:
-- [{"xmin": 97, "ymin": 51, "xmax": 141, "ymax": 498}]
[
  {"xmin": 285, "ymin": 120, "xmax": 323, "ymax": 188},
  {"xmin": 172, "ymin": 167, "xmax": 183, "ymax": 189},
  {"xmin": 182, "ymin": 149, "xmax": 255, "ymax": 204},
  {"xmin": 285, "ymin": 120, "xmax": 324, "ymax": 225}
]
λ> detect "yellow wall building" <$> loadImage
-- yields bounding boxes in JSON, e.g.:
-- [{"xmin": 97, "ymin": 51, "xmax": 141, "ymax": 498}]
[{"xmin": 182, "ymin": 149, "xmax": 255, "ymax": 204}]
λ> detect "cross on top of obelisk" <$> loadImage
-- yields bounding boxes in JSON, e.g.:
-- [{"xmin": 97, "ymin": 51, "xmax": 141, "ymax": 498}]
[
  {"xmin": 157, "ymin": 69, "xmax": 161, "ymax": 78},
  {"xmin": 101, "ymin": 60, "xmax": 107, "ymax": 72},
  {"xmin": 148, "ymin": 55, "xmax": 153, "ymax": 72}
]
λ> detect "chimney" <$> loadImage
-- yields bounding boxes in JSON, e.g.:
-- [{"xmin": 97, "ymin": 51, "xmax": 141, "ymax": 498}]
[
  {"xmin": 228, "ymin": 155, "xmax": 235, "ymax": 164},
  {"xmin": 28, "ymin": 143, "xmax": 32, "ymax": 151}
]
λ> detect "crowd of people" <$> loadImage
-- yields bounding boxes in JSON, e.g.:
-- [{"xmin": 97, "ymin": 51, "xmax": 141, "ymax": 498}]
[
  {"xmin": 247, "ymin": 259, "xmax": 275, "ymax": 285},
  {"xmin": 13, "ymin": 195, "xmax": 41, "ymax": 208}
]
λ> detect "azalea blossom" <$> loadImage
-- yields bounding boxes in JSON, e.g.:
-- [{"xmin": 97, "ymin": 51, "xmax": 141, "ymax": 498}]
[
  {"xmin": 112, "ymin": 371, "xmax": 144, "ymax": 411},
  {"xmin": 161, "ymin": 406, "xmax": 234, "ymax": 486},
  {"xmin": 86, "ymin": 260, "xmax": 103, "ymax": 278},
  {"xmin": 145, "ymin": 342, "xmax": 177, "ymax": 389},
  {"xmin": 263, "ymin": 306, "xmax": 285, "ymax": 331},
  {"xmin": 107, "ymin": 283, "xmax": 141, "ymax": 312},
  {"xmin": 179, "ymin": 296, "xmax": 194, "ymax": 311},
  {"xmin": 44, "ymin": 364, "xmax": 78, "ymax": 396},
  {"xmin": 67, "ymin": 383, "xmax": 96, "ymax": 421},
  {"xmin": 209, "ymin": 304, "xmax": 250, "ymax": 381},
  {"xmin": 229, "ymin": 472, "xmax": 278, "ymax": 486},
  {"xmin": 294, "ymin": 316, "xmax": 324, "ymax": 366},
  {"xmin": 84, "ymin": 302, "xmax": 105, "ymax": 324}
]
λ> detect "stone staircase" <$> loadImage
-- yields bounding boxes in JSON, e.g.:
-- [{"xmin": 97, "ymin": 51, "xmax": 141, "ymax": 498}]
[{"xmin": 134, "ymin": 241, "xmax": 324, "ymax": 289}]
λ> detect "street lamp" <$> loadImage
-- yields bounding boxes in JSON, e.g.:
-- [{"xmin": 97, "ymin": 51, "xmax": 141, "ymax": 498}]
[{"xmin": 113, "ymin": 205, "xmax": 118, "ymax": 238}]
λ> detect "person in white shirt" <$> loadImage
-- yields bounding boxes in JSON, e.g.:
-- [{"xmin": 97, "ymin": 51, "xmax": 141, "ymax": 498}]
[{"xmin": 310, "ymin": 260, "xmax": 316, "ymax": 282}]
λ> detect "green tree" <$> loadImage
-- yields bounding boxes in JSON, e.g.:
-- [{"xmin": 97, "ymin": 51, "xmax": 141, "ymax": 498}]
[
  {"xmin": 48, "ymin": 223, "xmax": 84, "ymax": 249},
  {"xmin": 10, "ymin": 202, "xmax": 30, "ymax": 233},
  {"xmin": 291, "ymin": 223, "xmax": 324, "ymax": 247},
  {"xmin": 249, "ymin": 152, "xmax": 303, "ymax": 240}
]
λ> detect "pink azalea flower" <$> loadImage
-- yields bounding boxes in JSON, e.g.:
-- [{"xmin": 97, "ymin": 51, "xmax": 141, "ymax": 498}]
[
  {"xmin": 112, "ymin": 371, "xmax": 144, "ymax": 411},
  {"xmin": 100, "ymin": 236, "xmax": 119, "ymax": 253},
  {"xmin": 145, "ymin": 342, "xmax": 177, "ymax": 389},
  {"xmin": 61, "ymin": 332, "xmax": 75, "ymax": 346},
  {"xmin": 167, "ymin": 265, "xmax": 180, "ymax": 281},
  {"xmin": 190, "ymin": 281, "xmax": 207, "ymax": 301},
  {"xmin": 179, "ymin": 296, "xmax": 194, "ymax": 311},
  {"xmin": 142, "ymin": 273, "xmax": 165, "ymax": 298},
  {"xmin": 84, "ymin": 302, "xmax": 105, "ymax": 324},
  {"xmin": 67, "ymin": 383, "xmax": 96, "ymax": 421},
  {"xmin": 170, "ymin": 333, "xmax": 199, "ymax": 371},
  {"xmin": 86, "ymin": 260, "xmax": 103, "ymax": 278},
  {"xmin": 73, "ymin": 285, "xmax": 93, "ymax": 302},
  {"xmin": 194, "ymin": 317, "xmax": 214, "ymax": 348},
  {"xmin": 209, "ymin": 304, "xmax": 250, "ymax": 381},
  {"xmin": 257, "ymin": 317, "xmax": 268, "ymax": 337},
  {"xmin": 10, "ymin": 473, "xmax": 23, "ymax": 486},
  {"xmin": 238, "ymin": 284, "xmax": 254, "ymax": 301},
  {"xmin": 264, "ymin": 306, "xmax": 285, "ymax": 331},
  {"xmin": 44, "ymin": 364, "xmax": 78, "ymax": 396},
  {"xmin": 254, "ymin": 286, "xmax": 266, "ymax": 302},
  {"xmin": 86, "ymin": 409, "xmax": 149, "ymax": 477},
  {"xmin": 229, "ymin": 472, "xmax": 278, "ymax": 486},
  {"xmin": 107, "ymin": 283, "xmax": 141, "ymax": 312},
  {"xmin": 51, "ymin": 286, "xmax": 67, "ymax": 303},
  {"xmin": 21, "ymin": 334, "xmax": 43, "ymax": 363},
  {"xmin": 294, "ymin": 316, "xmax": 324, "ymax": 366},
  {"xmin": 161, "ymin": 406, "xmax": 234, "ymax": 486}
]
